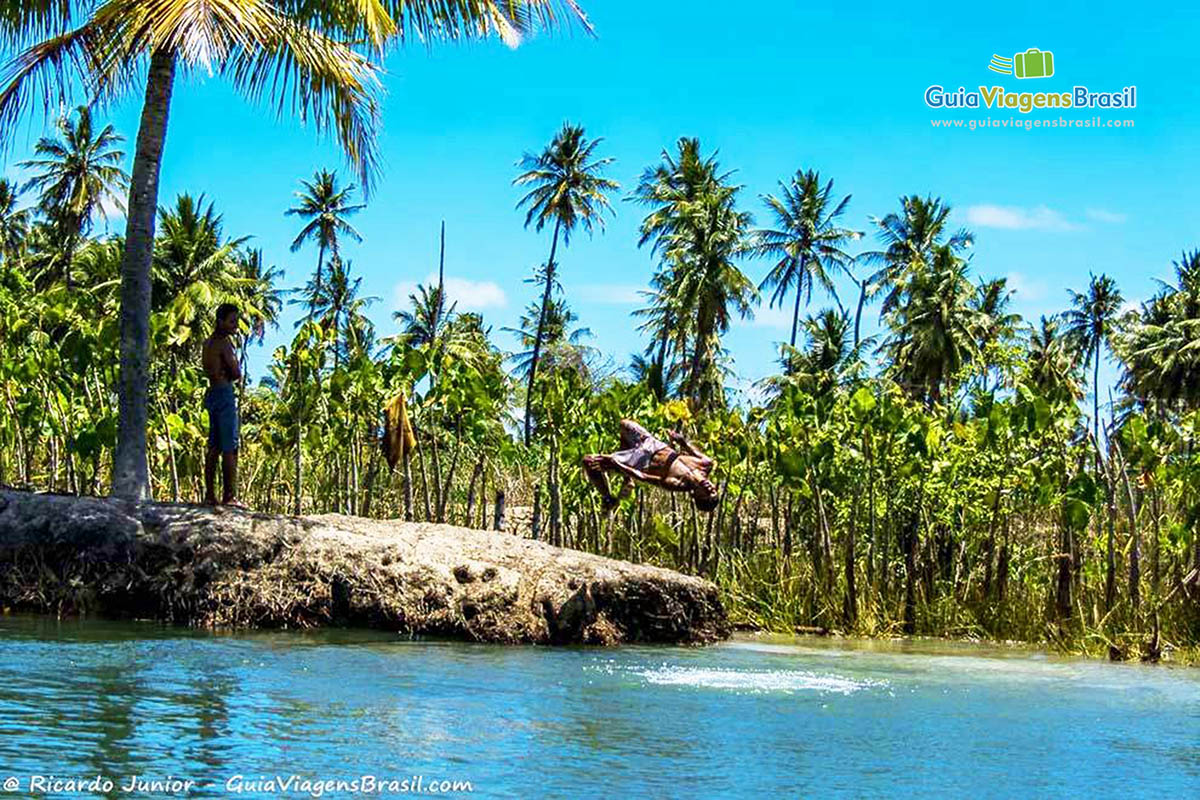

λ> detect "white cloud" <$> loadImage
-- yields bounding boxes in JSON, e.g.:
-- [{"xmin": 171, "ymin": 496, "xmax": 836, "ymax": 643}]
[
  {"xmin": 574, "ymin": 283, "xmax": 644, "ymax": 305},
  {"xmin": 1005, "ymin": 270, "xmax": 1050, "ymax": 303},
  {"xmin": 96, "ymin": 191, "xmax": 125, "ymax": 229},
  {"xmin": 1119, "ymin": 299, "xmax": 1142, "ymax": 316},
  {"xmin": 1086, "ymin": 208, "xmax": 1127, "ymax": 224},
  {"xmin": 750, "ymin": 304, "xmax": 794, "ymax": 330},
  {"xmin": 966, "ymin": 204, "xmax": 1082, "ymax": 232},
  {"xmin": 393, "ymin": 273, "xmax": 507, "ymax": 313}
]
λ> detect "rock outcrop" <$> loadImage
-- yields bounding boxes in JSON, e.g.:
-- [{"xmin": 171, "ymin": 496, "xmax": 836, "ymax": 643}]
[{"xmin": 0, "ymin": 490, "xmax": 728, "ymax": 645}]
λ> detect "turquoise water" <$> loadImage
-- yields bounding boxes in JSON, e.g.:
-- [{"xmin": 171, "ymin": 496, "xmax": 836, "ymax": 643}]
[{"xmin": 0, "ymin": 615, "xmax": 1197, "ymax": 798}]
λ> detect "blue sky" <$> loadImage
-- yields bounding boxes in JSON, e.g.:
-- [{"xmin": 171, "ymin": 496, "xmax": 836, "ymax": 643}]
[{"xmin": 6, "ymin": 0, "xmax": 1199, "ymax": 403}]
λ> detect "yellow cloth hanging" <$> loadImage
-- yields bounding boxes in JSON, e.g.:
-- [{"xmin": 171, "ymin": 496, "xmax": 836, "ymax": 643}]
[{"xmin": 383, "ymin": 391, "xmax": 417, "ymax": 470}]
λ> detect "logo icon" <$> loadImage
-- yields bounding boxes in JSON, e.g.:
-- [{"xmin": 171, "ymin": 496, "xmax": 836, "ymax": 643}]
[{"xmin": 988, "ymin": 48, "xmax": 1055, "ymax": 79}]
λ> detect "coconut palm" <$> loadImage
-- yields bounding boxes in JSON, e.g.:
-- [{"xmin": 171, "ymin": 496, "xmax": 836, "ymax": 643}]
[
  {"xmin": 634, "ymin": 138, "xmax": 756, "ymax": 408},
  {"xmin": 151, "ymin": 193, "xmax": 253, "ymax": 360},
  {"xmin": 286, "ymin": 169, "xmax": 364, "ymax": 300},
  {"xmin": 864, "ymin": 195, "xmax": 973, "ymax": 316},
  {"xmin": 1063, "ymin": 272, "xmax": 1123, "ymax": 455},
  {"xmin": 0, "ymin": 0, "xmax": 588, "ymax": 499},
  {"xmin": 309, "ymin": 256, "xmax": 377, "ymax": 367},
  {"xmin": 19, "ymin": 105, "xmax": 127, "ymax": 289},
  {"xmin": 753, "ymin": 169, "xmax": 862, "ymax": 352},
  {"xmin": 1027, "ymin": 311, "xmax": 1084, "ymax": 400},
  {"xmin": 236, "ymin": 248, "xmax": 283, "ymax": 347},
  {"xmin": 1118, "ymin": 251, "xmax": 1200, "ymax": 411},
  {"xmin": 770, "ymin": 307, "xmax": 862, "ymax": 397},
  {"xmin": 1027, "ymin": 315, "xmax": 1083, "ymax": 402},
  {"xmin": 513, "ymin": 122, "xmax": 618, "ymax": 444},
  {"xmin": 631, "ymin": 276, "xmax": 687, "ymax": 401},
  {"xmin": 0, "ymin": 178, "xmax": 28, "ymax": 264},
  {"xmin": 971, "ymin": 276, "xmax": 1022, "ymax": 393},
  {"xmin": 882, "ymin": 244, "xmax": 981, "ymax": 406},
  {"xmin": 506, "ymin": 294, "xmax": 595, "ymax": 382}
]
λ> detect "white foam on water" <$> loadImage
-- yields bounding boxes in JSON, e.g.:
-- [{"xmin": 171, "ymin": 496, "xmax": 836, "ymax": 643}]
[{"xmin": 633, "ymin": 665, "xmax": 880, "ymax": 695}]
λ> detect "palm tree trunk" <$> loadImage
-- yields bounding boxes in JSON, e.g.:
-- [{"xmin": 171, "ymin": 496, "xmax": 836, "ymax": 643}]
[
  {"xmin": 522, "ymin": 218, "xmax": 561, "ymax": 446},
  {"xmin": 1093, "ymin": 344, "xmax": 1101, "ymax": 469},
  {"xmin": 788, "ymin": 257, "xmax": 807, "ymax": 352},
  {"xmin": 113, "ymin": 49, "xmax": 176, "ymax": 500},
  {"xmin": 292, "ymin": 355, "xmax": 304, "ymax": 515},
  {"xmin": 853, "ymin": 280, "xmax": 868, "ymax": 349}
]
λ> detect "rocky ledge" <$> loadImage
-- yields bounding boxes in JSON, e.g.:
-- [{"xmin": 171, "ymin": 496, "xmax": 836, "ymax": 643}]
[{"xmin": 0, "ymin": 490, "xmax": 728, "ymax": 645}]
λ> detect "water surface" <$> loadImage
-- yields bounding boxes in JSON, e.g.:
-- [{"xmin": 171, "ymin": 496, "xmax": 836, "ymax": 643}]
[{"xmin": 0, "ymin": 616, "xmax": 1196, "ymax": 798}]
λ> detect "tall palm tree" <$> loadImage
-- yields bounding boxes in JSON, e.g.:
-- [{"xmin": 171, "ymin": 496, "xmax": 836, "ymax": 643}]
[
  {"xmin": 286, "ymin": 169, "xmax": 364, "ymax": 300},
  {"xmin": 1118, "ymin": 251, "xmax": 1200, "ymax": 410},
  {"xmin": 636, "ymin": 139, "xmax": 756, "ymax": 408},
  {"xmin": 632, "ymin": 277, "xmax": 686, "ymax": 401},
  {"xmin": 233, "ymin": 247, "xmax": 283, "ymax": 383},
  {"xmin": 0, "ymin": 0, "xmax": 587, "ymax": 500},
  {"xmin": 309, "ymin": 256, "xmax": 377, "ymax": 367},
  {"xmin": 19, "ymin": 105, "xmax": 127, "ymax": 289},
  {"xmin": 151, "ymin": 193, "xmax": 253, "ymax": 360},
  {"xmin": 634, "ymin": 138, "xmax": 756, "ymax": 408},
  {"xmin": 882, "ymin": 244, "xmax": 981, "ymax": 406},
  {"xmin": 0, "ymin": 178, "xmax": 28, "ymax": 265},
  {"xmin": 753, "ymin": 169, "xmax": 861, "ymax": 353},
  {"xmin": 769, "ymin": 307, "xmax": 861, "ymax": 397},
  {"xmin": 506, "ymin": 294, "xmax": 595, "ymax": 381},
  {"xmin": 513, "ymin": 121, "xmax": 617, "ymax": 444},
  {"xmin": 971, "ymin": 276, "xmax": 1022, "ymax": 393},
  {"xmin": 1027, "ymin": 315, "xmax": 1083, "ymax": 402},
  {"xmin": 1063, "ymin": 272, "xmax": 1123, "ymax": 455},
  {"xmin": 865, "ymin": 195, "xmax": 973, "ymax": 317}
]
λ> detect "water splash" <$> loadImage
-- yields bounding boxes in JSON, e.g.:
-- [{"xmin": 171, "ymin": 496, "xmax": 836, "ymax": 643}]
[{"xmin": 633, "ymin": 665, "xmax": 881, "ymax": 695}]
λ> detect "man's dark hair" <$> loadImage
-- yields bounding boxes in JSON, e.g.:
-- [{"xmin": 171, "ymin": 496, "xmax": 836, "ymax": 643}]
[
  {"xmin": 215, "ymin": 303, "xmax": 239, "ymax": 325},
  {"xmin": 693, "ymin": 489, "xmax": 720, "ymax": 513}
]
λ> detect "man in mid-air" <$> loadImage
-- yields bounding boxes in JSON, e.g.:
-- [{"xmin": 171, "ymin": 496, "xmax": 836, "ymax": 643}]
[
  {"xmin": 201, "ymin": 303, "xmax": 245, "ymax": 508},
  {"xmin": 583, "ymin": 419, "xmax": 719, "ymax": 512}
]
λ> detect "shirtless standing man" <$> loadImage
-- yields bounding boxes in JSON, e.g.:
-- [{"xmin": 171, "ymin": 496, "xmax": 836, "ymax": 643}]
[
  {"xmin": 582, "ymin": 419, "xmax": 720, "ymax": 512},
  {"xmin": 202, "ymin": 303, "xmax": 244, "ymax": 508}
]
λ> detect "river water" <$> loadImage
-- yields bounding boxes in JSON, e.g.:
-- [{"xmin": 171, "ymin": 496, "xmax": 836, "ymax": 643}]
[{"xmin": 0, "ymin": 615, "xmax": 1196, "ymax": 798}]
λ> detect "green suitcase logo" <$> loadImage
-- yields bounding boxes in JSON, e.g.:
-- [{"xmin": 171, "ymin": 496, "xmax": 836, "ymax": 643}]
[{"xmin": 988, "ymin": 48, "xmax": 1055, "ymax": 79}]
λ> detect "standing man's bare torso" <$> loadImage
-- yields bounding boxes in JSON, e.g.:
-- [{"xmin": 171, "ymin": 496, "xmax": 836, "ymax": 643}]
[{"xmin": 202, "ymin": 335, "xmax": 237, "ymax": 387}]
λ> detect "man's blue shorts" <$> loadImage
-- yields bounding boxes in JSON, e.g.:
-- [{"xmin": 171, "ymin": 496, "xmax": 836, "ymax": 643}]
[{"xmin": 205, "ymin": 384, "xmax": 239, "ymax": 453}]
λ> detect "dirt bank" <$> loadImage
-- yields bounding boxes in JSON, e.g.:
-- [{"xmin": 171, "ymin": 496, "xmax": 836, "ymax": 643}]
[{"xmin": 0, "ymin": 490, "xmax": 727, "ymax": 645}]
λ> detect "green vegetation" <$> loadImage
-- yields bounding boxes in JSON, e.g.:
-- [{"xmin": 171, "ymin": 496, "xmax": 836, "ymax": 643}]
[
  {"xmin": 2, "ymin": 100, "xmax": 1199, "ymax": 658},
  {"xmin": 0, "ymin": 0, "xmax": 587, "ymax": 500}
]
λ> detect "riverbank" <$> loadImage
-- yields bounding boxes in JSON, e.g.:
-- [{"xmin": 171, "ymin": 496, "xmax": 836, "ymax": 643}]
[
  {"xmin": 721, "ymin": 591, "xmax": 1199, "ymax": 666},
  {"xmin": 0, "ymin": 490, "xmax": 728, "ymax": 645}
]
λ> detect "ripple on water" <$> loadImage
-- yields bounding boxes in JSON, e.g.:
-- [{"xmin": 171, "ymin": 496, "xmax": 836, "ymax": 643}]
[{"xmin": 632, "ymin": 666, "xmax": 882, "ymax": 695}]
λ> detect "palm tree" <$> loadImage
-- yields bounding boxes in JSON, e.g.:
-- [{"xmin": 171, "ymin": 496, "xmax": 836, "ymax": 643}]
[
  {"xmin": 769, "ymin": 308, "xmax": 861, "ymax": 397},
  {"xmin": 151, "ymin": 193, "xmax": 253, "ymax": 363},
  {"xmin": 19, "ymin": 105, "xmax": 127, "ymax": 289},
  {"xmin": 286, "ymin": 169, "xmax": 364, "ymax": 300},
  {"xmin": 513, "ymin": 122, "xmax": 618, "ymax": 444},
  {"xmin": 1118, "ymin": 251, "xmax": 1200, "ymax": 410},
  {"xmin": 634, "ymin": 138, "xmax": 756, "ymax": 408},
  {"xmin": 971, "ymin": 276, "xmax": 1022, "ymax": 393},
  {"xmin": 0, "ymin": 178, "xmax": 28, "ymax": 265},
  {"xmin": 506, "ymin": 294, "xmax": 595, "ymax": 382},
  {"xmin": 864, "ymin": 195, "xmax": 973, "ymax": 317},
  {"xmin": 1027, "ymin": 315, "xmax": 1083, "ymax": 402},
  {"xmin": 632, "ymin": 277, "xmax": 686, "ymax": 401},
  {"xmin": 309, "ymin": 256, "xmax": 377, "ymax": 367},
  {"xmin": 0, "ymin": 0, "xmax": 587, "ymax": 500},
  {"xmin": 1063, "ymin": 272, "xmax": 1123, "ymax": 456},
  {"xmin": 882, "ymin": 244, "xmax": 982, "ymax": 406},
  {"xmin": 228, "ymin": 247, "xmax": 283, "ymax": 385},
  {"xmin": 753, "ymin": 169, "xmax": 861, "ymax": 353}
]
